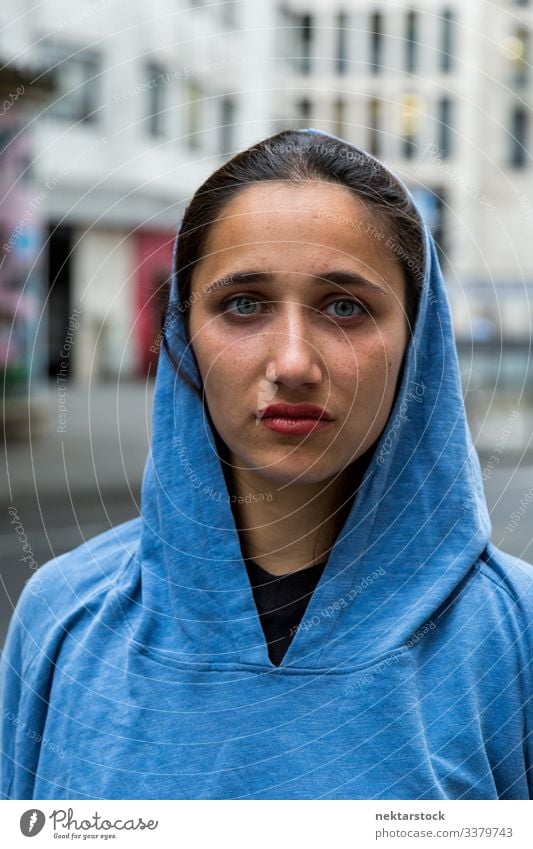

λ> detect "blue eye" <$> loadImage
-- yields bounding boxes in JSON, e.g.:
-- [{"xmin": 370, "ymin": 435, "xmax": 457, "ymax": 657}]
[
  {"xmin": 223, "ymin": 295, "xmax": 261, "ymax": 316},
  {"xmin": 324, "ymin": 299, "xmax": 365, "ymax": 318},
  {"xmin": 220, "ymin": 295, "xmax": 367, "ymax": 320}
]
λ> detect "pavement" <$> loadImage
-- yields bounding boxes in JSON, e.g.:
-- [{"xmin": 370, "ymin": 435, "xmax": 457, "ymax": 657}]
[
  {"xmin": 1, "ymin": 380, "xmax": 532, "ymax": 648},
  {"xmin": 2, "ymin": 380, "xmax": 154, "ymax": 502},
  {"xmin": 0, "ymin": 380, "xmax": 153, "ymax": 647}
]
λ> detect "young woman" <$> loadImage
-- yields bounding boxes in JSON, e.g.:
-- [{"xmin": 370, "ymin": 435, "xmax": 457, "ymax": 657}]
[{"xmin": 1, "ymin": 129, "xmax": 532, "ymax": 800}]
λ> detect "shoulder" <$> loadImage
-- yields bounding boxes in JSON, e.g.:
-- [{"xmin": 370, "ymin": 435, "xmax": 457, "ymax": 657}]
[
  {"xmin": 3, "ymin": 517, "xmax": 141, "ymax": 671},
  {"xmin": 474, "ymin": 544, "xmax": 533, "ymax": 661},
  {"xmin": 477, "ymin": 543, "xmax": 533, "ymax": 610},
  {"xmin": 23, "ymin": 515, "xmax": 141, "ymax": 609},
  {"xmin": 433, "ymin": 545, "xmax": 533, "ymax": 666},
  {"xmin": 0, "ymin": 518, "xmax": 140, "ymax": 800}
]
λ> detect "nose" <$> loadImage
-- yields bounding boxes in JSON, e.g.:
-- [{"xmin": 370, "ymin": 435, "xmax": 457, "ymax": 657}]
[{"xmin": 265, "ymin": 305, "xmax": 323, "ymax": 390}]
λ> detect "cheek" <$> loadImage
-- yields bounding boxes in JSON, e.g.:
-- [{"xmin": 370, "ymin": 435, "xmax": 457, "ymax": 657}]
[
  {"xmin": 340, "ymin": 334, "xmax": 407, "ymax": 427},
  {"xmin": 192, "ymin": 330, "xmax": 255, "ymax": 416},
  {"xmin": 341, "ymin": 334, "xmax": 402, "ymax": 388}
]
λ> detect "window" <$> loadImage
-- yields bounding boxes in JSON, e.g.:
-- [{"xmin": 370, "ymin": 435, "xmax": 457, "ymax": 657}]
[
  {"xmin": 512, "ymin": 28, "xmax": 529, "ymax": 88},
  {"xmin": 219, "ymin": 95, "xmax": 236, "ymax": 154},
  {"xmin": 335, "ymin": 11, "xmax": 349, "ymax": 74},
  {"xmin": 370, "ymin": 11, "xmax": 383, "ymax": 74},
  {"xmin": 402, "ymin": 135, "xmax": 416, "ymax": 159},
  {"xmin": 299, "ymin": 13, "xmax": 313, "ymax": 74},
  {"xmin": 295, "ymin": 98, "xmax": 312, "ymax": 129},
  {"xmin": 411, "ymin": 186, "xmax": 446, "ymax": 265},
  {"xmin": 278, "ymin": 7, "xmax": 314, "ymax": 74},
  {"xmin": 400, "ymin": 93, "xmax": 421, "ymax": 159},
  {"xmin": 145, "ymin": 62, "xmax": 165, "ymax": 137},
  {"xmin": 509, "ymin": 105, "xmax": 528, "ymax": 167},
  {"xmin": 368, "ymin": 97, "xmax": 381, "ymax": 156},
  {"xmin": 405, "ymin": 10, "xmax": 418, "ymax": 74},
  {"xmin": 277, "ymin": 3, "xmax": 291, "ymax": 59},
  {"xmin": 438, "ymin": 96, "xmax": 453, "ymax": 157},
  {"xmin": 42, "ymin": 42, "xmax": 101, "ymax": 123},
  {"xmin": 186, "ymin": 82, "xmax": 202, "ymax": 149},
  {"xmin": 440, "ymin": 9, "xmax": 455, "ymax": 73},
  {"xmin": 221, "ymin": 1, "xmax": 238, "ymax": 27}
]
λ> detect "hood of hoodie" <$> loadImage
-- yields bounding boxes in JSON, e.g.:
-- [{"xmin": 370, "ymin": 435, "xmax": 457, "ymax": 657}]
[{"xmin": 132, "ymin": 129, "xmax": 491, "ymax": 671}]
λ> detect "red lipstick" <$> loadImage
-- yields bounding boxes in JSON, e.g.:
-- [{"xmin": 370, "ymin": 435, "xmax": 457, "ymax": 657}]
[{"xmin": 257, "ymin": 403, "xmax": 333, "ymax": 435}]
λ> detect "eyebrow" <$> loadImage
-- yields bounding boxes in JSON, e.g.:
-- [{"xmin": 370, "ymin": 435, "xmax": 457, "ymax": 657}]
[{"xmin": 203, "ymin": 270, "xmax": 387, "ymax": 295}]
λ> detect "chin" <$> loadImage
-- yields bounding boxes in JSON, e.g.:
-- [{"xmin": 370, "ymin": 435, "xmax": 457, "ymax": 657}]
[{"xmin": 232, "ymin": 447, "xmax": 345, "ymax": 488}]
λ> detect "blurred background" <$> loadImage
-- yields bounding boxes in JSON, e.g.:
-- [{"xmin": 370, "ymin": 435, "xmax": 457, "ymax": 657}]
[{"xmin": 1, "ymin": 0, "xmax": 532, "ymax": 647}]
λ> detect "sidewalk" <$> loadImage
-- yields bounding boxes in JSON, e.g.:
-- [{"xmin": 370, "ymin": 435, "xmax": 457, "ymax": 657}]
[
  {"xmin": 1, "ymin": 381, "xmax": 157, "ymax": 648},
  {"xmin": 1, "ymin": 381, "xmax": 154, "ymax": 505}
]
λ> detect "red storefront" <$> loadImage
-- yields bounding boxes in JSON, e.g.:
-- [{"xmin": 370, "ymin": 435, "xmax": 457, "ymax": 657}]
[{"xmin": 133, "ymin": 230, "xmax": 175, "ymax": 376}]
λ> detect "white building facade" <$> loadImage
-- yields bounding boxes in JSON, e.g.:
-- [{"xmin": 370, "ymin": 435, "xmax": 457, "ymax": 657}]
[
  {"xmin": 272, "ymin": 0, "xmax": 533, "ymax": 444},
  {"xmin": 0, "ymin": 0, "xmax": 274, "ymax": 382}
]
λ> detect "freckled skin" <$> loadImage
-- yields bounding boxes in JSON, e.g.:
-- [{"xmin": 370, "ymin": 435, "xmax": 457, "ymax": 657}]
[{"xmin": 187, "ymin": 181, "xmax": 408, "ymax": 488}]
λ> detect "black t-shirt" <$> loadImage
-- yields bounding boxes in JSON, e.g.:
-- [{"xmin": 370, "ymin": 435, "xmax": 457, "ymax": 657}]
[{"xmin": 244, "ymin": 558, "xmax": 327, "ymax": 666}]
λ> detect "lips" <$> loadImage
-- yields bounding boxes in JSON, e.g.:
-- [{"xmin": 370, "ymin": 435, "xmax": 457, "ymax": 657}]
[
  {"xmin": 256, "ymin": 403, "xmax": 334, "ymax": 435},
  {"xmin": 258, "ymin": 403, "xmax": 333, "ymax": 421}
]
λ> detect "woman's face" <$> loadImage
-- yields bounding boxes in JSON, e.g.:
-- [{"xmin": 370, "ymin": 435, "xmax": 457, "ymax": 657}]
[{"xmin": 187, "ymin": 181, "xmax": 409, "ymax": 486}]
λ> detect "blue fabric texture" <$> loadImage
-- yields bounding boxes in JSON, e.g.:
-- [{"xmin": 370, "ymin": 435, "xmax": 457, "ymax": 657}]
[{"xmin": 1, "ymin": 130, "xmax": 533, "ymax": 799}]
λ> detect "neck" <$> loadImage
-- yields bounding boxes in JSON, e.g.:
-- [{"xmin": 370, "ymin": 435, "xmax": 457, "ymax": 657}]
[{"xmin": 225, "ymin": 460, "xmax": 363, "ymax": 577}]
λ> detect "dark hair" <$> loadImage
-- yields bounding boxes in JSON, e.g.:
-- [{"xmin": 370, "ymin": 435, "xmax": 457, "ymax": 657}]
[{"xmin": 162, "ymin": 129, "xmax": 426, "ymax": 564}]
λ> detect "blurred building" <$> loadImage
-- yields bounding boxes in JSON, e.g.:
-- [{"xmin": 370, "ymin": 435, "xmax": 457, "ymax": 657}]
[
  {"xmin": 0, "ymin": 0, "xmax": 273, "ymax": 383},
  {"xmin": 1, "ymin": 0, "xmax": 532, "ymax": 436},
  {"xmin": 273, "ymin": 0, "xmax": 533, "ymax": 437}
]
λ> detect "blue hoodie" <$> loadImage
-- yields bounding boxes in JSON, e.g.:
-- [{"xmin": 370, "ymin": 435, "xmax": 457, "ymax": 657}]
[{"xmin": 1, "ymin": 131, "xmax": 533, "ymax": 800}]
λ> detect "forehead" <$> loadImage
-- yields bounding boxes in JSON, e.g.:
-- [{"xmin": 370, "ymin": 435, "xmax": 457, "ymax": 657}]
[
  {"xmin": 206, "ymin": 180, "xmax": 374, "ymax": 244},
  {"xmin": 192, "ymin": 181, "xmax": 406, "ymax": 293}
]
